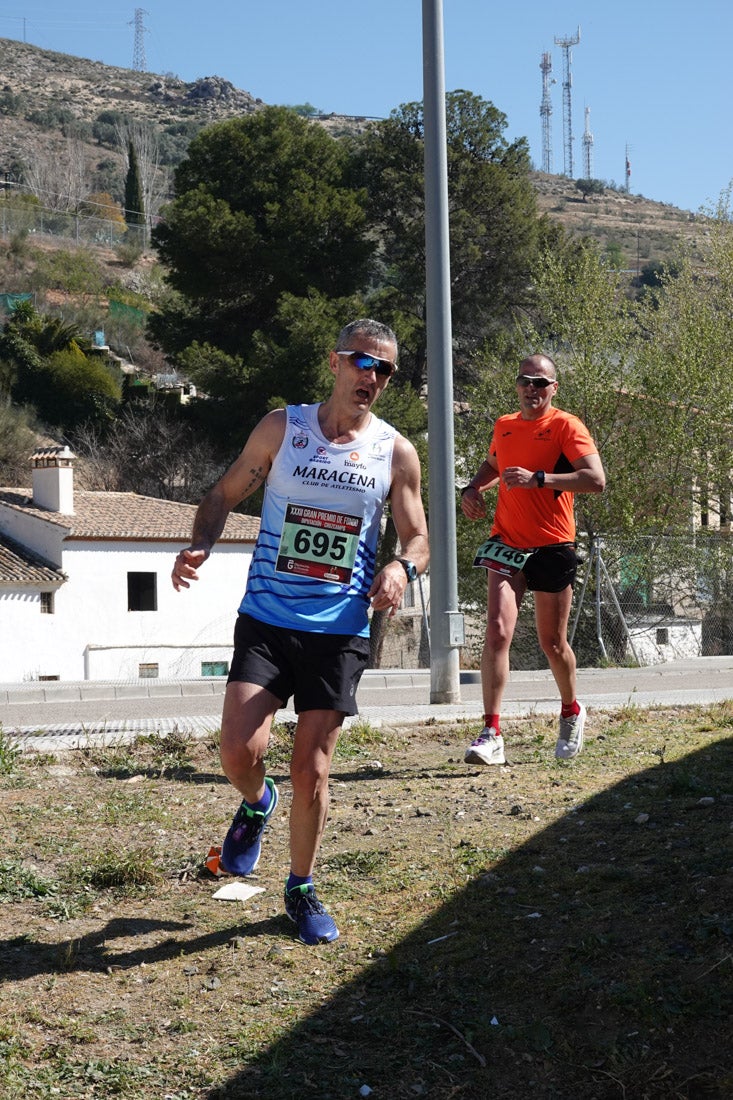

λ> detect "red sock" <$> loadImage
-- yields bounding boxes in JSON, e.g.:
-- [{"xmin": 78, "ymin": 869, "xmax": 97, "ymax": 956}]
[
  {"xmin": 561, "ymin": 700, "xmax": 581, "ymax": 718},
  {"xmin": 483, "ymin": 714, "xmax": 500, "ymax": 734}
]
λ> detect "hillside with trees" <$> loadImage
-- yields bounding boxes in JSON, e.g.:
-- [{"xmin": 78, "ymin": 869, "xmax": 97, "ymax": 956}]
[
  {"xmin": 0, "ymin": 36, "xmax": 706, "ymax": 265},
  {"xmin": 1, "ymin": 37, "xmax": 732, "ymax": 659}
]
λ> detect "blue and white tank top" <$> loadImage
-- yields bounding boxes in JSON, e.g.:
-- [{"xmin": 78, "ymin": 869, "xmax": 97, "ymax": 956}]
[{"xmin": 239, "ymin": 403, "xmax": 396, "ymax": 636}]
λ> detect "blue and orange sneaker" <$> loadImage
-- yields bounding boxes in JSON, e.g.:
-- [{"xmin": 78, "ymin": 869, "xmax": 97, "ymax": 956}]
[{"xmin": 220, "ymin": 777, "xmax": 278, "ymax": 876}]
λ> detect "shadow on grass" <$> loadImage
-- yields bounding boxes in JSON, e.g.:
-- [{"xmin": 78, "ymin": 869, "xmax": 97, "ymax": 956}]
[
  {"xmin": 211, "ymin": 738, "xmax": 733, "ymax": 1100},
  {"xmin": 0, "ymin": 914, "xmax": 286, "ymax": 980},
  {"xmin": 93, "ymin": 765, "xmax": 230, "ymax": 783}
]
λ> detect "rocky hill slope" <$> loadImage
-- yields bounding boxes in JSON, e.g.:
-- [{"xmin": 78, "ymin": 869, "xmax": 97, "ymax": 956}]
[
  {"xmin": 0, "ymin": 38, "xmax": 259, "ymax": 122},
  {"xmin": 531, "ymin": 172, "xmax": 705, "ymax": 270},
  {"xmin": 0, "ymin": 36, "xmax": 703, "ymax": 270}
]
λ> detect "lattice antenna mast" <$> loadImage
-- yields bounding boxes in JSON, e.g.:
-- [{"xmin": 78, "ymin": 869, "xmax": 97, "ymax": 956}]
[
  {"xmin": 625, "ymin": 144, "xmax": 632, "ymax": 192},
  {"xmin": 582, "ymin": 106, "xmax": 594, "ymax": 180},
  {"xmin": 554, "ymin": 26, "xmax": 580, "ymax": 177},
  {"xmin": 130, "ymin": 8, "xmax": 148, "ymax": 72},
  {"xmin": 539, "ymin": 52, "xmax": 555, "ymax": 174}
]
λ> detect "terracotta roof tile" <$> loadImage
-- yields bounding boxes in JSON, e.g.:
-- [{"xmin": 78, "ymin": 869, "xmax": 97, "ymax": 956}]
[
  {"xmin": 0, "ymin": 489, "xmax": 259, "ymax": 542},
  {"xmin": 0, "ymin": 533, "xmax": 66, "ymax": 586}
]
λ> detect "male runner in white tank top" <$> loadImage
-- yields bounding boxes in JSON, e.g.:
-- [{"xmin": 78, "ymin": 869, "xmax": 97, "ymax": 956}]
[{"xmin": 172, "ymin": 319, "xmax": 429, "ymax": 944}]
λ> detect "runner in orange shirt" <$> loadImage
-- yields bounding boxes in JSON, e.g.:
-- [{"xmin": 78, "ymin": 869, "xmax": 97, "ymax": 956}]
[{"xmin": 460, "ymin": 354, "xmax": 606, "ymax": 764}]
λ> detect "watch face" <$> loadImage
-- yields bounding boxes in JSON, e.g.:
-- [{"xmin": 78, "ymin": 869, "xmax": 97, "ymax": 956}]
[{"xmin": 401, "ymin": 559, "xmax": 418, "ymax": 581}]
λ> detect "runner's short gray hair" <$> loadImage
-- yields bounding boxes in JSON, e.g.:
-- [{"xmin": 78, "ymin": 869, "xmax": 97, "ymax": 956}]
[{"xmin": 336, "ymin": 319, "xmax": 398, "ymax": 358}]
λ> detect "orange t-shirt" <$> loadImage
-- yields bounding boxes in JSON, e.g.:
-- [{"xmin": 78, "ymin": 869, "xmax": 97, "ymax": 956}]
[{"xmin": 488, "ymin": 407, "xmax": 597, "ymax": 548}]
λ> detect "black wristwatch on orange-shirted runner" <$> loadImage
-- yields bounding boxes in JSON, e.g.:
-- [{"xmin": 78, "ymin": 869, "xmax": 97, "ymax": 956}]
[{"xmin": 535, "ymin": 470, "xmax": 546, "ymax": 488}]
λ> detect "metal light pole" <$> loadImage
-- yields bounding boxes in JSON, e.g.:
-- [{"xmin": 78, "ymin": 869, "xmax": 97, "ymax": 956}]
[{"xmin": 422, "ymin": 0, "xmax": 463, "ymax": 702}]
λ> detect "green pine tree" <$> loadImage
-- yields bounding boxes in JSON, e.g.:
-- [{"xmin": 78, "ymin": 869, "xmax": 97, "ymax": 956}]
[{"xmin": 124, "ymin": 141, "xmax": 145, "ymax": 227}]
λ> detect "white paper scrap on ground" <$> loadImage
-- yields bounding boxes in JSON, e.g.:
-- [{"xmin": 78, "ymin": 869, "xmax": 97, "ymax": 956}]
[{"xmin": 212, "ymin": 883, "xmax": 266, "ymax": 901}]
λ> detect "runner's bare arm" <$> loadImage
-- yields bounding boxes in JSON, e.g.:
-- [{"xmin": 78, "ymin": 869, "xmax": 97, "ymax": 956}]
[
  {"xmin": 172, "ymin": 410, "xmax": 286, "ymax": 591},
  {"xmin": 368, "ymin": 434, "xmax": 429, "ymax": 616},
  {"xmin": 501, "ymin": 452, "xmax": 606, "ymax": 493},
  {"xmin": 461, "ymin": 456, "xmax": 500, "ymax": 520},
  {"xmin": 552, "ymin": 452, "xmax": 606, "ymax": 493}
]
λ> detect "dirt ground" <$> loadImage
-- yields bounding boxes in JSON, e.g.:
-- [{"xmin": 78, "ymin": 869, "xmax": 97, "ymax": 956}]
[{"xmin": 1, "ymin": 707, "xmax": 731, "ymax": 1098}]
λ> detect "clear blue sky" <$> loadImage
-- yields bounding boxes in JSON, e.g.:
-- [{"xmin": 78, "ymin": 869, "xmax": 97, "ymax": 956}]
[{"xmin": 1, "ymin": 1, "xmax": 730, "ymax": 214}]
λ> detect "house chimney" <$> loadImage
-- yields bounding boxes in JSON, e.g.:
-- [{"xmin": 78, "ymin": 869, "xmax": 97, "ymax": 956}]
[{"xmin": 31, "ymin": 446, "xmax": 76, "ymax": 514}]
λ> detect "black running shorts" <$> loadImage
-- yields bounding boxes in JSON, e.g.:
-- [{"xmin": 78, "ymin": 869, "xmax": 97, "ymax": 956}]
[
  {"xmin": 523, "ymin": 543, "xmax": 579, "ymax": 593},
  {"xmin": 227, "ymin": 612, "xmax": 370, "ymax": 716}
]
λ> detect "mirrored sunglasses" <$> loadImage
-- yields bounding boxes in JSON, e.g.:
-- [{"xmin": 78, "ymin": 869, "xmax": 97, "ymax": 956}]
[
  {"xmin": 337, "ymin": 350, "xmax": 397, "ymax": 377},
  {"xmin": 516, "ymin": 374, "xmax": 555, "ymax": 389}
]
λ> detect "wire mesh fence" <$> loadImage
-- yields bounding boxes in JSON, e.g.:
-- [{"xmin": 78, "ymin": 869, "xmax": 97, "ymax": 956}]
[
  {"xmin": 458, "ymin": 531, "xmax": 733, "ymax": 670},
  {"xmin": 0, "ymin": 201, "xmax": 147, "ymax": 250}
]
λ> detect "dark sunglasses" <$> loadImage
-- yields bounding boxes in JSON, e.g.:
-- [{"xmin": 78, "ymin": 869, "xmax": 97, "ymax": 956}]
[
  {"xmin": 516, "ymin": 374, "xmax": 555, "ymax": 389},
  {"xmin": 337, "ymin": 350, "xmax": 397, "ymax": 377}
]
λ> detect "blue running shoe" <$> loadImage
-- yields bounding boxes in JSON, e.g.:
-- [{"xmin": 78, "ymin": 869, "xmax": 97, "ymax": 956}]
[
  {"xmin": 284, "ymin": 883, "xmax": 339, "ymax": 945},
  {"xmin": 220, "ymin": 778, "xmax": 278, "ymax": 875}
]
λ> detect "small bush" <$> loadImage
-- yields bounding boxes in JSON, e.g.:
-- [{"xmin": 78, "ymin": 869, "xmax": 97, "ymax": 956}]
[
  {"xmin": 80, "ymin": 847, "xmax": 160, "ymax": 889},
  {"xmin": 0, "ymin": 728, "xmax": 21, "ymax": 776},
  {"xmin": 114, "ymin": 239, "xmax": 144, "ymax": 267}
]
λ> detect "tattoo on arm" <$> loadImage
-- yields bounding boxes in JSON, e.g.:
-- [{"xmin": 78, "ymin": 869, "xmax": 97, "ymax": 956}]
[
  {"xmin": 243, "ymin": 465, "xmax": 266, "ymax": 494},
  {"xmin": 189, "ymin": 461, "xmax": 269, "ymax": 551}
]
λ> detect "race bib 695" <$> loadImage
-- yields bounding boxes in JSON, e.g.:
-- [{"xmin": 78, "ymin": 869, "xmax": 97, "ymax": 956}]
[{"xmin": 276, "ymin": 503, "xmax": 363, "ymax": 584}]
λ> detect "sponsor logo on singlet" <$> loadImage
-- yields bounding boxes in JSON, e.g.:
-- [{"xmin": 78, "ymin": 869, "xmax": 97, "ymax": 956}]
[{"xmin": 292, "ymin": 464, "xmax": 377, "ymax": 491}]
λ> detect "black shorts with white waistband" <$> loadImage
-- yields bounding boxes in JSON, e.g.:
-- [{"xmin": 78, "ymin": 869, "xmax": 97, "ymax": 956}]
[{"xmin": 227, "ymin": 612, "xmax": 370, "ymax": 716}]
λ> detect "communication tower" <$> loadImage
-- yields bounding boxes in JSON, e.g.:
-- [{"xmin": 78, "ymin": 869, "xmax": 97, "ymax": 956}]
[
  {"xmin": 130, "ymin": 8, "xmax": 148, "ymax": 72},
  {"xmin": 554, "ymin": 26, "xmax": 580, "ymax": 178},
  {"xmin": 625, "ymin": 144, "xmax": 632, "ymax": 192},
  {"xmin": 539, "ymin": 52, "xmax": 554, "ymax": 174},
  {"xmin": 582, "ymin": 106, "xmax": 594, "ymax": 180}
]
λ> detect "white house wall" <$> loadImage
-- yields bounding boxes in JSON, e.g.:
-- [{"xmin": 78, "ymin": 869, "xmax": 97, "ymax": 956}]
[
  {"xmin": 628, "ymin": 620, "xmax": 702, "ymax": 665},
  {"xmin": 1, "ymin": 587, "xmax": 57, "ymax": 682},
  {"xmin": 0, "ymin": 510, "xmax": 66, "ymax": 565},
  {"xmin": 0, "ymin": 540, "xmax": 253, "ymax": 682}
]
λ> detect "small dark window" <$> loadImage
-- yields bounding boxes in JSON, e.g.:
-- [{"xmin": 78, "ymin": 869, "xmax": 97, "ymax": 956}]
[
  {"xmin": 128, "ymin": 572, "xmax": 157, "ymax": 611},
  {"xmin": 38, "ymin": 674, "xmax": 60, "ymax": 681},
  {"xmin": 138, "ymin": 663, "xmax": 159, "ymax": 678},
  {"xmin": 656, "ymin": 628, "xmax": 669, "ymax": 645},
  {"xmin": 40, "ymin": 591, "xmax": 54, "ymax": 614}
]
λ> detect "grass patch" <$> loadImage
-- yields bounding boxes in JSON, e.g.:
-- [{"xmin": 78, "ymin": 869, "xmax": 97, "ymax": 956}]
[
  {"xmin": 335, "ymin": 717, "xmax": 385, "ymax": 760},
  {"xmin": 0, "ymin": 726, "xmax": 21, "ymax": 776},
  {"xmin": 0, "ymin": 860, "xmax": 58, "ymax": 901},
  {"xmin": 77, "ymin": 847, "xmax": 161, "ymax": 890},
  {"xmin": 0, "ymin": 706, "xmax": 730, "ymax": 1098},
  {"xmin": 137, "ymin": 727, "xmax": 195, "ymax": 776}
]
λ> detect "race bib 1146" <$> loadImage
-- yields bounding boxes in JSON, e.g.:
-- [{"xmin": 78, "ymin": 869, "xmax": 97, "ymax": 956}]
[{"xmin": 473, "ymin": 538, "xmax": 534, "ymax": 576}]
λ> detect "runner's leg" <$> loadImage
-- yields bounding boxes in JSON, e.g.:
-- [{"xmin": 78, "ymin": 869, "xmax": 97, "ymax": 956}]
[
  {"xmin": 288, "ymin": 709, "xmax": 344, "ymax": 877},
  {"xmin": 219, "ymin": 681, "xmax": 280, "ymax": 803},
  {"xmin": 534, "ymin": 586, "xmax": 576, "ymax": 705},
  {"xmin": 481, "ymin": 569, "xmax": 526, "ymax": 714}
]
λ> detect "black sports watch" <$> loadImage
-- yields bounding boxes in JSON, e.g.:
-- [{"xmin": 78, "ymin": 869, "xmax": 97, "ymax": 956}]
[
  {"xmin": 535, "ymin": 470, "xmax": 546, "ymax": 488},
  {"xmin": 397, "ymin": 558, "xmax": 418, "ymax": 582}
]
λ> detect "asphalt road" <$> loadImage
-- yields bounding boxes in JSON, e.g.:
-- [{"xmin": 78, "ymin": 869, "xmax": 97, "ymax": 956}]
[{"xmin": 3, "ymin": 655, "xmax": 733, "ymax": 750}]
